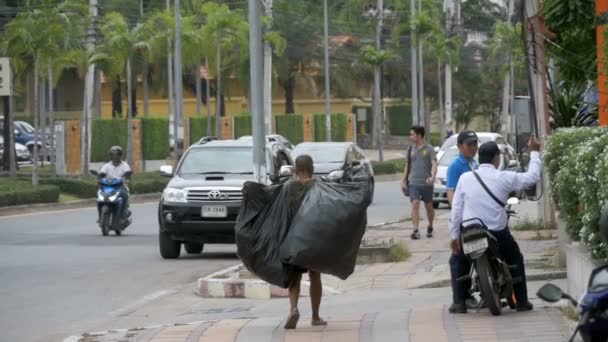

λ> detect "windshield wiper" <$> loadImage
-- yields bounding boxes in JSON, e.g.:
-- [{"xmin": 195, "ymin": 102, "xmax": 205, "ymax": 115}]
[{"xmin": 198, "ymin": 171, "xmax": 232, "ymax": 174}]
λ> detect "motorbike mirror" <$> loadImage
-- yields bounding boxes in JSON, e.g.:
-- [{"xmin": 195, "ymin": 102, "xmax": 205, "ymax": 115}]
[
  {"xmin": 279, "ymin": 165, "xmax": 294, "ymax": 177},
  {"xmin": 160, "ymin": 165, "xmax": 173, "ymax": 177},
  {"xmin": 123, "ymin": 171, "xmax": 133, "ymax": 179},
  {"xmin": 351, "ymin": 160, "xmax": 361, "ymax": 167},
  {"xmin": 434, "ymin": 146, "xmax": 440, "ymax": 153},
  {"xmin": 536, "ymin": 283, "xmax": 564, "ymax": 303},
  {"xmin": 508, "ymin": 160, "xmax": 518, "ymax": 168},
  {"xmin": 599, "ymin": 206, "xmax": 608, "ymax": 245},
  {"xmin": 507, "ymin": 197, "xmax": 519, "ymax": 206},
  {"xmin": 89, "ymin": 170, "xmax": 99, "ymax": 176}
]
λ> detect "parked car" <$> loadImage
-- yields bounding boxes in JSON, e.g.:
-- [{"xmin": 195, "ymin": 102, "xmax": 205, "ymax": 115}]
[
  {"xmin": 291, "ymin": 142, "xmax": 375, "ymax": 200},
  {"xmin": 0, "ymin": 118, "xmax": 49, "ymax": 156},
  {"xmin": 0, "ymin": 136, "xmax": 31, "ymax": 162},
  {"xmin": 237, "ymin": 134, "xmax": 294, "ymax": 151},
  {"xmin": 436, "ymin": 132, "xmax": 515, "ymax": 162},
  {"xmin": 157, "ymin": 139, "xmax": 294, "ymax": 259},
  {"xmin": 433, "ymin": 144, "xmax": 521, "ymax": 208}
]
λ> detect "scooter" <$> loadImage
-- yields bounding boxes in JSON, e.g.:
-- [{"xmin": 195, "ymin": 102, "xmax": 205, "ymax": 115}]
[
  {"xmin": 537, "ymin": 207, "xmax": 608, "ymax": 342},
  {"xmin": 90, "ymin": 170, "xmax": 132, "ymax": 236}
]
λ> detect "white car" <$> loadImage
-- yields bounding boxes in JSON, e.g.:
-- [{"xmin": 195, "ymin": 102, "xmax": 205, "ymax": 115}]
[
  {"xmin": 432, "ymin": 143, "xmax": 521, "ymax": 208},
  {"xmin": 436, "ymin": 132, "xmax": 515, "ymax": 162},
  {"xmin": 0, "ymin": 136, "xmax": 31, "ymax": 162}
]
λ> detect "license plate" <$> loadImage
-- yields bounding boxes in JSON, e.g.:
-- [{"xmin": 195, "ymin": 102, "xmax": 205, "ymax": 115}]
[
  {"xmin": 463, "ymin": 238, "xmax": 488, "ymax": 254},
  {"xmin": 202, "ymin": 206, "xmax": 227, "ymax": 218}
]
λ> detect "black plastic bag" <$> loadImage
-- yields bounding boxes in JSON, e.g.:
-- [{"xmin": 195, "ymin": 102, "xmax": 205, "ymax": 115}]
[
  {"xmin": 279, "ymin": 180, "xmax": 371, "ymax": 280},
  {"xmin": 235, "ymin": 181, "xmax": 295, "ymax": 288}
]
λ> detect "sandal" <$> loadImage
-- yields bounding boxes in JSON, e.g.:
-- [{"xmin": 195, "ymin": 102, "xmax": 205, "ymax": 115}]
[
  {"xmin": 284, "ymin": 310, "xmax": 300, "ymax": 329},
  {"xmin": 311, "ymin": 318, "xmax": 328, "ymax": 326}
]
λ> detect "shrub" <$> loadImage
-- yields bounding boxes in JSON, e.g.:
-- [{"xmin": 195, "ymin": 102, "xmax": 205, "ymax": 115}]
[
  {"xmin": 189, "ymin": 117, "xmax": 217, "ymax": 143},
  {"xmin": 275, "ymin": 114, "xmax": 304, "ymax": 145},
  {"xmin": 545, "ymin": 127, "xmax": 608, "ymax": 261},
  {"xmin": 234, "ymin": 115, "xmax": 252, "ymax": 138},
  {"xmin": 91, "ymin": 119, "xmax": 128, "ymax": 162},
  {"xmin": 371, "ymin": 158, "xmax": 405, "ymax": 175},
  {"xmin": 313, "ymin": 113, "xmax": 348, "ymax": 141},
  {"xmin": 141, "ymin": 118, "xmax": 170, "ymax": 160},
  {"xmin": 0, "ymin": 181, "xmax": 60, "ymax": 207},
  {"xmin": 387, "ymin": 104, "xmax": 412, "ymax": 136}
]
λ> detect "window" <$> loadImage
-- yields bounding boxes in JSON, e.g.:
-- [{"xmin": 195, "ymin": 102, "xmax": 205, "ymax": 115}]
[{"xmin": 178, "ymin": 147, "xmax": 253, "ymax": 174}]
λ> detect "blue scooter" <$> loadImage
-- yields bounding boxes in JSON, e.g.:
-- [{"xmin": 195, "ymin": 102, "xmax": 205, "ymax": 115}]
[
  {"xmin": 90, "ymin": 170, "xmax": 132, "ymax": 236},
  {"xmin": 537, "ymin": 207, "xmax": 608, "ymax": 342}
]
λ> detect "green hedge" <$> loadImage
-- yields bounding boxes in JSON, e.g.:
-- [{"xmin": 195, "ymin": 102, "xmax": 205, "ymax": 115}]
[
  {"xmin": 141, "ymin": 118, "xmax": 170, "ymax": 160},
  {"xmin": 234, "ymin": 115, "xmax": 252, "ymax": 138},
  {"xmin": 313, "ymin": 113, "xmax": 348, "ymax": 142},
  {"xmin": 91, "ymin": 119, "xmax": 128, "ymax": 162},
  {"xmin": 189, "ymin": 117, "xmax": 217, "ymax": 143},
  {"xmin": 275, "ymin": 114, "xmax": 304, "ymax": 145},
  {"xmin": 545, "ymin": 127, "xmax": 608, "ymax": 261},
  {"xmin": 371, "ymin": 158, "xmax": 405, "ymax": 175},
  {"xmin": 387, "ymin": 105, "xmax": 412, "ymax": 136},
  {"xmin": 0, "ymin": 181, "xmax": 60, "ymax": 207}
]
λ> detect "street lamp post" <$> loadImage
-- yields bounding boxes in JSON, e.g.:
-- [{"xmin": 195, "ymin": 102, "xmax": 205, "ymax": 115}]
[{"xmin": 323, "ymin": 0, "xmax": 332, "ymax": 141}]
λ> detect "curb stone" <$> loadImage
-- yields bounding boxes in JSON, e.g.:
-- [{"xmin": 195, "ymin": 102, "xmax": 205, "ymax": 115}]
[
  {"xmin": 61, "ymin": 320, "xmax": 214, "ymax": 342},
  {"xmin": 0, "ymin": 193, "xmax": 161, "ymax": 217},
  {"xmin": 196, "ymin": 264, "xmax": 341, "ymax": 299},
  {"xmin": 413, "ymin": 270, "xmax": 567, "ymax": 289}
]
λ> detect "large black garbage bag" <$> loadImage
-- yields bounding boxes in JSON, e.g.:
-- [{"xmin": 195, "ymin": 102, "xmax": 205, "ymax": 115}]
[
  {"xmin": 235, "ymin": 181, "xmax": 295, "ymax": 288},
  {"xmin": 279, "ymin": 180, "xmax": 372, "ymax": 280}
]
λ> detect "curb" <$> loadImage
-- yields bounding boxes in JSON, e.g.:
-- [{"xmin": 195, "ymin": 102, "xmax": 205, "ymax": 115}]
[
  {"xmin": 412, "ymin": 270, "xmax": 567, "ymax": 289},
  {"xmin": 196, "ymin": 264, "xmax": 341, "ymax": 299},
  {"xmin": 62, "ymin": 320, "xmax": 215, "ymax": 342},
  {"xmin": 0, "ymin": 193, "xmax": 161, "ymax": 217}
]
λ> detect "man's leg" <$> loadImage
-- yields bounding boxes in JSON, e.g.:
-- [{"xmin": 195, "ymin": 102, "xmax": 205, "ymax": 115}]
[
  {"xmin": 449, "ymin": 250, "xmax": 471, "ymax": 313},
  {"xmin": 285, "ymin": 273, "xmax": 302, "ymax": 329},
  {"xmin": 493, "ymin": 229, "xmax": 531, "ymax": 310},
  {"xmin": 309, "ymin": 271, "xmax": 327, "ymax": 326},
  {"xmin": 410, "ymin": 186, "xmax": 421, "ymax": 239},
  {"xmin": 423, "ymin": 187, "xmax": 435, "ymax": 237}
]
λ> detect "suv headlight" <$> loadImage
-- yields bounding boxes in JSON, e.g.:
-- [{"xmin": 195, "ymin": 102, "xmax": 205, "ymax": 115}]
[
  {"xmin": 163, "ymin": 188, "xmax": 187, "ymax": 203},
  {"xmin": 327, "ymin": 170, "xmax": 345, "ymax": 181}
]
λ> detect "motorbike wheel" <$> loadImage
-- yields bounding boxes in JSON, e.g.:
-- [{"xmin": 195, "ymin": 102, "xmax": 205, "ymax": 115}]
[
  {"xmin": 115, "ymin": 229, "xmax": 122, "ymax": 236},
  {"xmin": 100, "ymin": 206, "xmax": 110, "ymax": 236},
  {"xmin": 477, "ymin": 255, "xmax": 502, "ymax": 316},
  {"xmin": 185, "ymin": 243, "xmax": 203, "ymax": 254}
]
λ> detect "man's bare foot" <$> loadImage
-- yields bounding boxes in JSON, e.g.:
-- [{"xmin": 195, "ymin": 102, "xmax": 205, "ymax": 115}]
[
  {"xmin": 284, "ymin": 309, "xmax": 300, "ymax": 329},
  {"xmin": 311, "ymin": 317, "xmax": 327, "ymax": 326}
]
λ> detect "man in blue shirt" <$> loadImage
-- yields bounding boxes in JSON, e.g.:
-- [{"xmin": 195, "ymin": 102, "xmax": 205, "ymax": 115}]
[{"xmin": 446, "ymin": 130, "xmax": 479, "ymax": 313}]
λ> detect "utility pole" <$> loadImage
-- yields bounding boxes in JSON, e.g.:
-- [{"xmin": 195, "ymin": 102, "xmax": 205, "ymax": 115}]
[
  {"xmin": 167, "ymin": 0, "xmax": 177, "ymax": 163},
  {"xmin": 82, "ymin": 0, "xmax": 97, "ymax": 176},
  {"xmin": 248, "ymin": 0, "xmax": 266, "ymax": 183},
  {"xmin": 373, "ymin": 0, "xmax": 384, "ymax": 161},
  {"xmin": 262, "ymin": 0, "xmax": 273, "ymax": 134},
  {"xmin": 323, "ymin": 0, "xmax": 332, "ymax": 141},
  {"xmin": 174, "ymin": 0, "xmax": 184, "ymax": 160},
  {"xmin": 410, "ymin": 0, "xmax": 419, "ymax": 126},
  {"xmin": 597, "ymin": 0, "xmax": 608, "ymax": 126},
  {"xmin": 443, "ymin": 0, "xmax": 457, "ymax": 132},
  {"xmin": 418, "ymin": 0, "xmax": 426, "ymax": 131}
]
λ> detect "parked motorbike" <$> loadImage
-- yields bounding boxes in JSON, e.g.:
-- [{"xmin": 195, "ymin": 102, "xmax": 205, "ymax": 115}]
[
  {"xmin": 90, "ymin": 170, "xmax": 132, "ymax": 236},
  {"xmin": 458, "ymin": 197, "xmax": 521, "ymax": 315},
  {"xmin": 536, "ymin": 207, "xmax": 608, "ymax": 342}
]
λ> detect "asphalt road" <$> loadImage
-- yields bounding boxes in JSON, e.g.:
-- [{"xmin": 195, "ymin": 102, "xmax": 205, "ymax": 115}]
[{"xmin": 0, "ymin": 181, "xmax": 415, "ymax": 341}]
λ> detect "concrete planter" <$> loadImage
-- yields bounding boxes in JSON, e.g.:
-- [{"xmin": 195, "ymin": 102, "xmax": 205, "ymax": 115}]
[{"xmin": 566, "ymin": 242, "xmax": 602, "ymax": 301}]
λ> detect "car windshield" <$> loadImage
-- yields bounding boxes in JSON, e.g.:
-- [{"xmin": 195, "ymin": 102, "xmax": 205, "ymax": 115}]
[
  {"xmin": 292, "ymin": 145, "xmax": 347, "ymax": 163},
  {"xmin": 438, "ymin": 148, "xmax": 478, "ymax": 167},
  {"xmin": 16, "ymin": 121, "xmax": 35, "ymax": 134},
  {"xmin": 178, "ymin": 147, "xmax": 254, "ymax": 174}
]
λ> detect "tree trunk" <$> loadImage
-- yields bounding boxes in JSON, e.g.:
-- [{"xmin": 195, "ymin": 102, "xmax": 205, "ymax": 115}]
[
  {"xmin": 112, "ymin": 77, "xmax": 123, "ymax": 117},
  {"xmin": 126, "ymin": 57, "xmax": 134, "ymax": 167},
  {"xmin": 215, "ymin": 46, "xmax": 222, "ymax": 137},
  {"xmin": 195, "ymin": 62, "xmax": 202, "ymax": 117},
  {"xmin": 40, "ymin": 73, "xmax": 46, "ymax": 168},
  {"xmin": 131, "ymin": 76, "xmax": 138, "ymax": 117},
  {"xmin": 32, "ymin": 59, "xmax": 39, "ymax": 186},
  {"xmin": 438, "ymin": 59, "xmax": 446, "ymax": 143},
  {"xmin": 205, "ymin": 57, "xmax": 212, "ymax": 136},
  {"xmin": 2, "ymin": 97, "xmax": 14, "ymax": 174},
  {"xmin": 94, "ymin": 67, "xmax": 102, "ymax": 118},
  {"xmin": 373, "ymin": 64, "xmax": 382, "ymax": 160},
  {"xmin": 143, "ymin": 60, "xmax": 149, "ymax": 117},
  {"xmin": 48, "ymin": 68, "xmax": 56, "ymax": 176},
  {"xmin": 81, "ymin": 76, "xmax": 88, "ymax": 176},
  {"xmin": 283, "ymin": 74, "xmax": 296, "ymax": 114}
]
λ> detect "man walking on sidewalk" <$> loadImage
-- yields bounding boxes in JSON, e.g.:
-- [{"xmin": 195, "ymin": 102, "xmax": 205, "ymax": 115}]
[
  {"xmin": 401, "ymin": 126, "xmax": 437, "ymax": 240},
  {"xmin": 449, "ymin": 138, "xmax": 542, "ymax": 313}
]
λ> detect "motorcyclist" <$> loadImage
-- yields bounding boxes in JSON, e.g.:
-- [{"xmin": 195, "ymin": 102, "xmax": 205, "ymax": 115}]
[
  {"xmin": 97, "ymin": 146, "xmax": 131, "ymax": 223},
  {"xmin": 449, "ymin": 138, "xmax": 542, "ymax": 313}
]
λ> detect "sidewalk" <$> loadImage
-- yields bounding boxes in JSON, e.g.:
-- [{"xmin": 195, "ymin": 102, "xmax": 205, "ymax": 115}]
[{"xmin": 64, "ymin": 201, "xmax": 570, "ymax": 342}]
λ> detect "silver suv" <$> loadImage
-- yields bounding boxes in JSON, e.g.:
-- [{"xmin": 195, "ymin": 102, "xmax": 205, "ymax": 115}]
[{"xmin": 157, "ymin": 139, "xmax": 293, "ymax": 259}]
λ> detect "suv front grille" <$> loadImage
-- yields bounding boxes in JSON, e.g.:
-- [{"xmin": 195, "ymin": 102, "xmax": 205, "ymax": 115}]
[{"xmin": 187, "ymin": 189, "xmax": 243, "ymax": 202}]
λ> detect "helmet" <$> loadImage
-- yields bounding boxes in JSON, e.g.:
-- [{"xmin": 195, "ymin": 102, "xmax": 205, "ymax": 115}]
[{"xmin": 109, "ymin": 146, "xmax": 123, "ymax": 157}]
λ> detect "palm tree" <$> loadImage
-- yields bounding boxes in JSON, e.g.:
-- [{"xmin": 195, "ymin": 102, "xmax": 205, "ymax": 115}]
[
  {"xmin": 199, "ymin": 2, "xmax": 248, "ymax": 136},
  {"xmin": 95, "ymin": 12, "xmax": 150, "ymax": 168}
]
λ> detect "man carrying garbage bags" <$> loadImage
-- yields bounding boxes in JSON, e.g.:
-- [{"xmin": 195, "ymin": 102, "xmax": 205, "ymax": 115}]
[{"xmin": 235, "ymin": 155, "xmax": 373, "ymax": 330}]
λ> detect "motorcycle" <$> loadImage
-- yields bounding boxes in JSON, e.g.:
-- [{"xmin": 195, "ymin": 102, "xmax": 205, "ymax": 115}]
[
  {"xmin": 90, "ymin": 170, "xmax": 132, "ymax": 236},
  {"xmin": 536, "ymin": 207, "xmax": 608, "ymax": 342},
  {"xmin": 458, "ymin": 197, "xmax": 521, "ymax": 315}
]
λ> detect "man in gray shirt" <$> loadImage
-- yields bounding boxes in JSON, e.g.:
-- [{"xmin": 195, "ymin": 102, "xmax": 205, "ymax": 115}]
[{"xmin": 401, "ymin": 126, "xmax": 438, "ymax": 239}]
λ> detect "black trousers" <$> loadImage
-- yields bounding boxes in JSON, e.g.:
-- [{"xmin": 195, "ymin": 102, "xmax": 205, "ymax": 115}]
[{"xmin": 450, "ymin": 228, "xmax": 528, "ymax": 304}]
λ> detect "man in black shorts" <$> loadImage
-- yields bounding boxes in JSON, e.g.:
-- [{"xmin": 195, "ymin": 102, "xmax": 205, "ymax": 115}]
[
  {"xmin": 283, "ymin": 155, "xmax": 326, "ymax": 329},
  {"xmin": 401, "ymin": 126, "xmax": 438, "ymax": 239}
]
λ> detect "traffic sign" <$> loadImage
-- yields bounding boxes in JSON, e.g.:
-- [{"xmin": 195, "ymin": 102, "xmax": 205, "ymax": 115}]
[{"xmin": 0, "ymin": 58, "xmax": 12, "ymax": 96}]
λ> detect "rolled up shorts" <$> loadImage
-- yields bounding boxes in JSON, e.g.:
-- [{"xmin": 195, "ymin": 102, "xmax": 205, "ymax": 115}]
[{"xmin": 409, "ymin": 184, "xmax": 433, "ymax": 203}]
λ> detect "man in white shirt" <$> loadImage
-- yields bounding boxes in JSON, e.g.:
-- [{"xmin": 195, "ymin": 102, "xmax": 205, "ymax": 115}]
[
  {"xmin": 449, "ymin": 138, "xmax": 541, "ymax": 312},
  {"xmin": 97, "ymin": 146, "xmax": 132, "ymax": 222}
]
